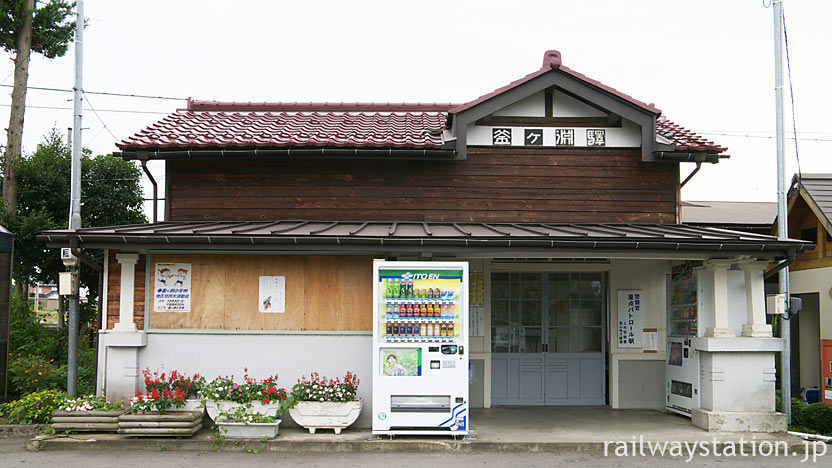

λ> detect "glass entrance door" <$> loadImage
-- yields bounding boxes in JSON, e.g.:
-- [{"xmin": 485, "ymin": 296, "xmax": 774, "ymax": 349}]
[{"xmin": 491, "ymin": 272, "xmax": 606, "ymax": 405}]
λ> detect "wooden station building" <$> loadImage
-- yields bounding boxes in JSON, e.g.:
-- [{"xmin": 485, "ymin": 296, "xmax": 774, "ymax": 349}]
[{"xmin": 39, "ymin": 50, "xmax": 811, "ymax": 431}]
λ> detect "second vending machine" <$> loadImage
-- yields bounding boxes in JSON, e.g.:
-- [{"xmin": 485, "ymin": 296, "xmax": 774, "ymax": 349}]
[{"xmin": 372, "ymin": 260, "xmax": 469, "ymax": 436}]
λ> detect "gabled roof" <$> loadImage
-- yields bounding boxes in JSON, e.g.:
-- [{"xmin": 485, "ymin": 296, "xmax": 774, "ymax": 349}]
[
  {"xmin": 790, "ymin": 173, "xmax": 832, "ymax": 235},
  {"xmin": 115, "ymin": 50, "xmax": 726, "ymax": 160},
  {"xmin": 36, "ymin": 221, "xmax": 811, "ymax": 259},
  {"xmin": 450, "ymin": 50, "xmax": 661, "ymax": 116}
]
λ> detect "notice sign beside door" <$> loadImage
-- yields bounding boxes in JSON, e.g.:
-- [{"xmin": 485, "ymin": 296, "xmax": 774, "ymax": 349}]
[
  {"xmin": 258, "ymin": 276, "xmax": 286, "ymax": 313},
  {"xmin": 154, "ymin": 263, "xmax": 192, "ymax": 312},
  {"xmin": 617, "ymin": 290, "xmax": 643, "ymax": 348}
]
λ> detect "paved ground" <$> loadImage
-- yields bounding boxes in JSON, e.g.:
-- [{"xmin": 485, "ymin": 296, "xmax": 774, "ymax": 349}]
[{"xmin": 3, "ymin": 436, "xmax": 830, "ymax": 467}]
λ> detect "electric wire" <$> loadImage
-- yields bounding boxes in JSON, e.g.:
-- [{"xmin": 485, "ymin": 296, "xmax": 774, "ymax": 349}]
[
  {"xmin": 782, "ymin": 8, "xmax": 802, "ymax": 179},
  {"xmin": 0, "ymin": 83, "xmax": 187, "ymax": 101},
  {"xmin": 82, "ymin": 93, "xmax": 119, "ymax": 142}
]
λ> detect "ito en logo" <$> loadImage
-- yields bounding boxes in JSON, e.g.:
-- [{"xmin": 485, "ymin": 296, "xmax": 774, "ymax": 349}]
[{"xmin": 377, "ymin": 412, "xmax": 387, "ymax": 420}]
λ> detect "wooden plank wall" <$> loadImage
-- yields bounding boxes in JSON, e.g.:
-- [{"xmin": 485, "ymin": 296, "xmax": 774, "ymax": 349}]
[
  {"xmin": 106, "ymin": 251, "xmax": 146, "ymax": 330},
  {"xmin": 789, "ymin": 197, "xmax": 832, "ymax": 272},
  {"xmin": 167, "ymin": 147, "xmax": 679, "ymax": 223},
  {"xmin": 145, "ymin": 254, "xmax": 373, "ymax": 331}
]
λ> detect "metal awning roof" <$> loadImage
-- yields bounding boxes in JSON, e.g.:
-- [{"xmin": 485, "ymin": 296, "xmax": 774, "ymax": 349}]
[{"xmin": 37, "ymin": 221, "xmax": 812, "ymax": 258}]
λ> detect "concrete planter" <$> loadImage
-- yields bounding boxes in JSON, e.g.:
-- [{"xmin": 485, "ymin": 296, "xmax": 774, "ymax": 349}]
[
  {"xmin": 288, "ymin": 400, "xmax": 362, "ymax": 434},
  {"xmin": 118, "ymin": 411, "xmax": 203, "ymax": 437},
  {"xmin": 217, "ymin": 419, "xmax": 282, "ymax": 439},
  {"xmin": 205, "ymin": 400, "xmax": 283, "ymax": 420},
  {"xmin": 51, "ymin": 410, "xmax": 125, "ymax": 432},
  {"xmin": 178, "ymin": 398, "xmax": 203, "ymax": 413}
]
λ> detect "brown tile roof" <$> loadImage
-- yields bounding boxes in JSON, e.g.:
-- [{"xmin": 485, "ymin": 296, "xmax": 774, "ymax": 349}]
[
  {"xmin": 117, "ymin": 106, "xmax": 449, "ymax": 150},
  {"xmin": 116, "ymin": 50, "xmax": 725, "ymax": 154},
  {"xmin": 657, "ymin": 117, "xmax": 727, "ymax": 152}
]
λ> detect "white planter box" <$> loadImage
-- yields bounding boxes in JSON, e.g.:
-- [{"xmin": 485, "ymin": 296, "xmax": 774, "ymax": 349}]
[
  {"xmin": 288, "ymin": 400, "xmax": 362, "ymax": 434},
  {"xmin": 176, "ymin": 399, "xmax": 203, "ymax": 413},
  {"xmin": 217, "ymin": 419, "xmax": 281, "ymax": 439},
  {"xmin": 205, "ymin": 400, "xmax": 283, "ymax": 420}
]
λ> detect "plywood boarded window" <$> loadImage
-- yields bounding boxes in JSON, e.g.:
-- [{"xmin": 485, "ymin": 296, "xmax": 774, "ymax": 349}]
[{"xmin": 147, "ymin": 254, "xmax": 373, "ymax": 331}]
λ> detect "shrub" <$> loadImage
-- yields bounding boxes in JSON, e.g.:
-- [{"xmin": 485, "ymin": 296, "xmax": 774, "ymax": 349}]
[
  {"xmin": 8, "ymin": 353, "xmax": 66, "ymax": 395},
  {"xmin": 58, "ymin": 395, "xmax": 124, "ymax": 412},
  {"xmin": 129, "ymin": 388, "xmax": 186, "ymax": 413},
  {"xmin": 0, "ymin": 389, "xmax": 67, "ymax": 424},
  {"xmin": 202, "ymin": 371, "xmax": 287, "ymax": 404},
  {"xmin": 800, "ymin": 403, "xmax": 832, "ymax": 435},
  {"xmin": 292, "ymin": 372, "xmax": 359, "ymax": 402}
]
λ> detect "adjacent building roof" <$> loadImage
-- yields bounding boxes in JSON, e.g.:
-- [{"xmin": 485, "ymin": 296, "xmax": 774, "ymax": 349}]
[
  {"xmin": 790, "ymin": 173, "xmax": 832, "ymax": 234},
  {"xmin": 116, "ymin": 50, "xmax": 726, "ymax": 157},
  {"xmin": 37, "ymin": 221, "xmax": 811, "ymax": 258},
  {"xmin": 681, "ymin": 201, "xmax": 776, "ymax": 233}
]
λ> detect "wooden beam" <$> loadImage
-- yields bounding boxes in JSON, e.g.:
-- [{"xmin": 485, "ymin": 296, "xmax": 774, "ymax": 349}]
[
  {"xmin": 544, "ymin": 87, "xmax": 553, "ymax": 118},
  {"xmin": 475, "ymin": 115, "xmax": 622, "ymax": 128}
]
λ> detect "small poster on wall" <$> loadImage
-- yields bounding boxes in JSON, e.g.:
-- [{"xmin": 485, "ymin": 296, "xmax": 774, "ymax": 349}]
[
  {"xmin": 154, "ymin": 263, "xmax": 191, "ymax": 312},
  {"xmin": 617, "ymin": 290, "xmax": 643, "ymax": 348},
  {"xmin": 258, "ymin": 276, "xmax": 286, "ymax": 313}
]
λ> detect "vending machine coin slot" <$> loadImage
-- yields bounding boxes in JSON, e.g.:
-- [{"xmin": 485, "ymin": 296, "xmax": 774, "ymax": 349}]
[
  {"xmin": 459, "ymin": 345, "xmax": 464, "ymax": 356},
  {"xmin": 441, "ymin": 345, "xmax": 457, "ymax": 355}
]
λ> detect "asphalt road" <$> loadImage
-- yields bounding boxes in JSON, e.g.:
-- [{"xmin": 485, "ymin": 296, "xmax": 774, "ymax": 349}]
[{"xmin": 2, "ymin": 437, "xmax": 831, "ymax": 467}]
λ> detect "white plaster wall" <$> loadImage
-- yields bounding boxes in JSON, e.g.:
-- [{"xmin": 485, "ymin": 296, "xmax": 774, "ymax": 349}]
[
  {"xmin": 608, "ymin": 259, "xmax": 670, "ymax": 409},
  {"xmin": 552, "ymin": 91, "xmax": 607, "ymax": 117},
  {"xmin": 492, "ymin": 92, "xmax": 545, "ymax": 117},
  {"xmin": 467, "ymin": 121, "xmax": 641, "ymax": 147},
  {"xmin": 790, "ymin": 266, "xmax": 832, "ymax": 340},
  {"xmin": 137, "ymin": 333, "xmax": 373, "ymax": 428}
]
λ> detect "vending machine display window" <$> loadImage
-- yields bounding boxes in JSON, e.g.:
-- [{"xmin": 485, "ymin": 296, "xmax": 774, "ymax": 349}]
[{"xmin": 380, "ymin": 348, "xmax": 422, "ymax": 376}]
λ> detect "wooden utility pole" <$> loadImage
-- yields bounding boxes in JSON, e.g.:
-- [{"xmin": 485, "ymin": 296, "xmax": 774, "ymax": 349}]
[{"xmin": 2, "ymin": 0, "xmax": 35, "ymax": 213}]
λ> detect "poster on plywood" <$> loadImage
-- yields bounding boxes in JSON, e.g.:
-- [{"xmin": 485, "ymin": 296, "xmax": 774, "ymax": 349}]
[
  {"xmin": 258, "ymin": 276, "xmax": 286, "ymax": 313},
  {"xmin": 154, "ymin": 263, "xmax": 191, "ymax": 312}
]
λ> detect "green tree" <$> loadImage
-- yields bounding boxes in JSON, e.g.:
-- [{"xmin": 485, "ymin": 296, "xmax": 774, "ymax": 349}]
[
  {"xmin": 3, "ymin": 129, "xmax": 146, "ymax": 305},
  {"xmin": 0, "ymin": 0, "xmax": 75, "ymax": 214}
]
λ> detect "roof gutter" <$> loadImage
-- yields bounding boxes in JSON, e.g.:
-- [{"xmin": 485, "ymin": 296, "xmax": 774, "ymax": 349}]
[
  {"xmin": 654, "ymin": 151, "xmax": 728, "ymax": 164},
  {"xmin": 117, "ymin": 147, "xmax": 457, "ymax": 161},
  {"xmin": 39, "ymin": 233, "xmax": 811, "ymax": 258},
  {"xmin": 138, "ymin": 156, "xmax": 158, "ymax": 223}
]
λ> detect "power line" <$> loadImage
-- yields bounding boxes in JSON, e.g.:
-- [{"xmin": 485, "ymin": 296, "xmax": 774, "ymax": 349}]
[
  {"xmin": 0, "ymin": 103, "xmax": 170, "ymax": 115},
  {"xmin": 0, "ymin": 83, "xmax": 187, "ymax": 101},
  {"xmin": 699, "ymin": 132, "xmax": 832, "ymax": 142},
  {"xmin": 82, "ymin": 93, "xmax": 119, "ymax": 142}
]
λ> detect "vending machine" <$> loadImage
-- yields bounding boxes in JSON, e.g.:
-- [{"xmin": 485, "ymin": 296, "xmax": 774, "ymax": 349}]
[
  {"xmin": 666, "ymin": 262, "xmax": 702, "ymax": 416},
  {"xmin": 372, "ymin": 260, "xmax": 469, "ymax": 436}
]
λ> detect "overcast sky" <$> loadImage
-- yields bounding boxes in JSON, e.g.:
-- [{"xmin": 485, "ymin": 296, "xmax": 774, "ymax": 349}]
[{"xmin": 1, "ymin": 0, "xmax": 830, "ymax": 217}]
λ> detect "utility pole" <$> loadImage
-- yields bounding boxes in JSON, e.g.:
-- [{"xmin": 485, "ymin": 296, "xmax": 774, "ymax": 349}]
[
  {"xmin": 773, "ymin": 0, "xmax": 791, "ymax": 425},
  {"xmin": 66, "ymin": 0, "xmax": 84, "ymax": 398}
]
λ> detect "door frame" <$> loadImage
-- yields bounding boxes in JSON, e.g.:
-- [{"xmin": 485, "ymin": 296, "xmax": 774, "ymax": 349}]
[{"xmin": 490, "ymin": 270, "xmax": 607, "ymax": 405}]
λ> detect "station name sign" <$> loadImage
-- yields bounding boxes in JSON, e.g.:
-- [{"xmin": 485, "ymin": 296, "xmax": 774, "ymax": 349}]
[{"xmin": 493, "ymin": 127, "xmax": 606, "ymax": 147}]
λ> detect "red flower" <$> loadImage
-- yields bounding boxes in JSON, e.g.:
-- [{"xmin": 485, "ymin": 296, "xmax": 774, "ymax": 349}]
[{"xmin": 262, "ymin": 398, "xmax": 271, "ymax": 404}]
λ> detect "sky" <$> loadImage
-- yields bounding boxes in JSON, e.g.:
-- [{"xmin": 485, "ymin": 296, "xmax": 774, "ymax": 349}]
[{"xmin": 1, "ymin": 0, "xmax": 830, "ymax": 218}]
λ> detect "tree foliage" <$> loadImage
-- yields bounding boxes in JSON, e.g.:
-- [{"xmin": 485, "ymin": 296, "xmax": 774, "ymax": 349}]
[
  {"xmin": 1, "ymin": 129, "xmax": 146, "ymax": 300},
  {"xmin": 0, "ymin": 0, "xmax": 75, "ymax": 58}
]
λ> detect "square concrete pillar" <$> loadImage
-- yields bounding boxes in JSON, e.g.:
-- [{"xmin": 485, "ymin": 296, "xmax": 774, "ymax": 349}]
[
  {"xmin": 103, "ymin": 331, "xmax": 147, "ymax": 402},
  {"xmin": 702, "ymin": 260, "xmax": 735, "ymax": 338},
  {"xmin": 113, "ymin": 253, "xmax": 140, "ymax": 333},
  {"xmin": 738, "ymin": 261, "xmax": 773, "ymax": 338},
  {"xmin": 692, "ymin": 337, "xmax": 785, "ymax": 432}
]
